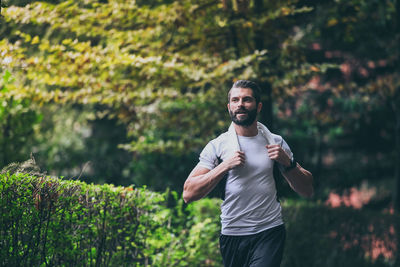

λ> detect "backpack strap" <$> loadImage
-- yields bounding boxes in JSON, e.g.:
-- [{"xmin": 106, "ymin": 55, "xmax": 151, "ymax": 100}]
[
  {"xmin": 213, "ymin": 156, "xmax": 227, "ymax": 200},
  {"xmin": 273, "ymin": 161, "xmax": 283, "ymax": 202}
]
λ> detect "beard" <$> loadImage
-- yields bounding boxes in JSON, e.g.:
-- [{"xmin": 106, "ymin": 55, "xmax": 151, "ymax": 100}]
[{"xmin": 229, "ymin": 106, "xmax": 258, "ymax": 127}]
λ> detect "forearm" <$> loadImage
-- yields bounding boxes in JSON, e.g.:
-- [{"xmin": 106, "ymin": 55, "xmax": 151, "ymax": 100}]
[
  {"xmin": 282, "ymin": 164, "xmax": 314, "ymax": 198},
  {"xmin": 183, "ymin": 163, "xmax": 229, "ymax": 203}
]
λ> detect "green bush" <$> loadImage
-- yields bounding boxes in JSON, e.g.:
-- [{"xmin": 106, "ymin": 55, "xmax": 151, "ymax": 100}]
[
  {"xmin": 1, "ymin": 172, "xmax": 399, "ymax": 266},
  {"xmin": 0, "ymin": 172, "xmax": 173, "ymax": 266},
  {"xmin": 0, "ymin": 172, "xmax": 223, "ymax": 266},
  {"xmin": 167, "ymin": 197, "xmax": 223, "ymax": 267}
]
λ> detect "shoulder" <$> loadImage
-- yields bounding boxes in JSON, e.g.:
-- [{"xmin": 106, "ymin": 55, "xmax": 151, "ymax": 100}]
[
  {"xmin": 271, "ymin": 132, "xmax": 293, "ymax": 155},
  {"xmin": 208, "ymin": 131, "xmax": 230, "ymax": 155},
  {"xmin": 198, "ymin": 131, "xmax": 230, "ymax": 169},
  {"xmin": 210, "ymin": 131, "xmax": 229, "ymax": 144},
  {"xmin": 271, "ymin": 133, "xmax": 284, "ymax": 145}
]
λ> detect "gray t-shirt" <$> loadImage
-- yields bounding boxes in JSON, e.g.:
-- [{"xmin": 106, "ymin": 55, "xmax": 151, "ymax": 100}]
[{"xmin": 198, "ymin": 130, "xmax": 293, "ymax": 236}]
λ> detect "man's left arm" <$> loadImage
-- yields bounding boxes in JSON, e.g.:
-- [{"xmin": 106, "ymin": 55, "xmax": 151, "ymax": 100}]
[{"xmin": 267, "ymin": 144, "xmax": 314, "ymax": 198}]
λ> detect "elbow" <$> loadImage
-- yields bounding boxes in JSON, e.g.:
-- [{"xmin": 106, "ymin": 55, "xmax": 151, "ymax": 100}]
[
  {"xmin": 182, "ymin": 181, "xmax": 196, "ymax": 204},
  {"xmin": 183, "ymin": 188, "xmax": 204, "ymax": 204},
  {"xmin": 303, "ymin": 173, "xmax": 314, "ymax": 198},
  {"xmin": 183, "ymin": 191, "xmax": 193, "ymax": 204},
  {"xmin": 183, "ymin": 191, "xmax": 200, "ymax": 204},
  {"xmin": 183, "ymin": 174, "xmax": 209, "ymax": 203},
  {"xmin": 298, "ymin": 172, "xmax": 314, "ymax": 198}
]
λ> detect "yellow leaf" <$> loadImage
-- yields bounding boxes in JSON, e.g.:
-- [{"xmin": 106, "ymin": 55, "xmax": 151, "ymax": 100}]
[
  {"xmin": 281, "ymin": 7, "xmax": 291, "ymax": 16},
  {"xmin": 310, "ymin": 66, "xmax": 320, "ymax": 72},
  {"xmin": 62, "ymin": 39, "xmax": 72, "ymax": 45},
  {"xmin": 327, "ymin": 18, "xmax": 338, "ymax": 27},
  {"xmin": 24, "ymin": 33, "xmax": 31, "ymax": 43},
  {"xmin": 31, "ymin": 36, "xmax": 39, "ymax": 44}
]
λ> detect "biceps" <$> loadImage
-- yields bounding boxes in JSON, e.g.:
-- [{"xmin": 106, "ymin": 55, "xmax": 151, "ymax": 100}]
[
  {"xmin": 184, "ymin": 165, "xmax": 211, "ymax": 191},
  {"xmin": 189, "ymin": 165, "xmax": 211, "ymax": 179}
]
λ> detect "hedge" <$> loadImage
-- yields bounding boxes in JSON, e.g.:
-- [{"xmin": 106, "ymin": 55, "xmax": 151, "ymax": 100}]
[
  {"xmin": 1, "ymin": 173, "xmax": 163, "ymax": 266},
  {"xmin": 1, "ymin": 173, "xmax": 399, "ymax": 266}
]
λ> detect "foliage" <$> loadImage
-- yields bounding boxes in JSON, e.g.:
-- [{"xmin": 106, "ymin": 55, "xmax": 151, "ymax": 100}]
[
  {"xmin": 1, "ymin": 0, "xmax": 400, "ymax": 208},
  {"xmin": 0, "ymin": 70, "xmax": 131, "ymax": 184},
  {"xmin": 0, "ymin": 70, "xmax": 42, "ymax": 167},
  {"xmin": 0, "ymin": 0, "xmax": 338, "ymax": 195},
  {"xmin": 282, "ymin": 201, "xmax": 400, "ymax": 267},
  {"xmin": 0, "ymin": 169, "xmax": 224, "ymax": 266},
  {"xmin": 1, "ymin": 171, "xmax": 399, "ymax": 266},
  {"xmin": 130, "ymin": 151, "xmax": 199, "ymax": 192},
  {"xmin": 1, "ymin": 0, "xmax": 400, "ymax": 264},
  {"xmin": 291, "ymin": 0, "xmax": 400, "ymax": 206},
  {"xmin": 0, "ymin": 171, "xmax": 171, "ymax": 266},
  {"xmin": 0, "ymin": 0, "xmax": 322, "ymax": 154}
]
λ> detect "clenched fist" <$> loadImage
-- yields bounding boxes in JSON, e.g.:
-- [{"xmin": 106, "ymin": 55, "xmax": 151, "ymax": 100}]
[
  {"xmin": 223, "ymin": 151, "xmax": 246, "ymax": 170},
  {"xmin": 266, "ymin": 144, "xmax": 291, "ymax": 167}
]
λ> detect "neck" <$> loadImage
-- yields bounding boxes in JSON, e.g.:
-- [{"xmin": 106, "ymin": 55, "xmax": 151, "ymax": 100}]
[{"xmin": 233, "ymin": 121, "xmax": 258, "ymax": 137}]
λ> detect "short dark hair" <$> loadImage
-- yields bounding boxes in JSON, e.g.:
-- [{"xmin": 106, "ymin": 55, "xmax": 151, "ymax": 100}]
[{"xmin": 228, "ymin": 80, "xmax": 261, "ymax": 104}]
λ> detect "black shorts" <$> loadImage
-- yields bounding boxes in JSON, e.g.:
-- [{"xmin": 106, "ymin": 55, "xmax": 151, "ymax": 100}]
[{"xmin": 219, "ymin": 224, "xmax": 286, "ymax": 267}]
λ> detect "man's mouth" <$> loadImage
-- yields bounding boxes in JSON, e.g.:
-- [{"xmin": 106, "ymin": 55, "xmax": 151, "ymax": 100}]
[{"xmin": 235, "ymin": 110, "xmax": 248, "ymax": 115}]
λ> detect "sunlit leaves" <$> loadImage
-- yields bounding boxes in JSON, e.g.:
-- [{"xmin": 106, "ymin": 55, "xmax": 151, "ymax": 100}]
[{"xmin": 1, "ymin": 0, "xmax": 327, "ymax": 153}]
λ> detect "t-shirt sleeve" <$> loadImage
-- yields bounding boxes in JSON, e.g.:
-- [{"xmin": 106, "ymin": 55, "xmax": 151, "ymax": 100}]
[
  {"xmin": 198, "ymin": 141, "xmax": 218, "ymax": 170},
  {"xmin": 278, "ymin": 137, "xmax": 294, "ymax": 173}
]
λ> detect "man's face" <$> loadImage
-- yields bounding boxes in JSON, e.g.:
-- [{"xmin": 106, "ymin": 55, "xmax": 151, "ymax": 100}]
[{"xmin": 228, "ymin": 87, "xmax": 262, "ymax": 127}]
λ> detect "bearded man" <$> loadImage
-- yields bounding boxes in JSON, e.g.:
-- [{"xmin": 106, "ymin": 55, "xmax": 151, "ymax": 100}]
[{"xmin": 183, "ymin": 80, "xmax": 314, "ymax": 267}]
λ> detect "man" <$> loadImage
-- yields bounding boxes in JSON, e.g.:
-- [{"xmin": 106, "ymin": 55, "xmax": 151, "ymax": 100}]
[{"xmin": 183, "ymin": 80, "xmax": 313, "ymax": 267}]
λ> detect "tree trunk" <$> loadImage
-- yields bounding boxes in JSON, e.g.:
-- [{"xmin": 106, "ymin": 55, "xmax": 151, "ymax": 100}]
[
  {"xmin": 252, "ymin": 0, "xmax": 273, "ymax": 129},
  {"xmin": 253, "ymin": 0, "xmax": 264, "ymax": 51},
  {"xmin": 393, "ymin": 0, "xmax": 400, "ymax": 214},
  {"xmin": 392, "ymin": 96, "xmax": 400, "ymax": 212},
  {"xmin": 392, "ymin": 92, "xmax": 400, "ymax": 267},
  {"xmin": 259, "ymin": 82, "xmax": 274, "ymax": 129},
  {"xmin": 222, "ymin": 0, "xmax": 241, "ymax": 59},
  {"xmin": 229, "ymin": 22, "xmax": 240, "ymax": 58}
]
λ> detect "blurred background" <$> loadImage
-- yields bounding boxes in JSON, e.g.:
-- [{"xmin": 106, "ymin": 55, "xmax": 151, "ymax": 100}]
[
  {"xmin": 1, "ymin": 0, "xmax": 399, "ymax": 208},
  {"xmin": 0, "ymin": 0, "xmax": 399, "ymax": 263}
]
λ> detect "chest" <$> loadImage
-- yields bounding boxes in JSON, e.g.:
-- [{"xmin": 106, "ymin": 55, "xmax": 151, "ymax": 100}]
[{"xmin": 226, "ymin": 135, "xmax": 274, "ymax": 177}]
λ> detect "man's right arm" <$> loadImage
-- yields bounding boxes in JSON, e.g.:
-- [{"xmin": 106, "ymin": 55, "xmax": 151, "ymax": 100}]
[{"xmin": 183, "ymin": 151, "xmax": 245, "ymax": 204}]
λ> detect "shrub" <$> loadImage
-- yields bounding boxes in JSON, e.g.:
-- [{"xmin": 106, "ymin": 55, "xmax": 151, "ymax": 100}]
[
  {"xmin": 0, "ymin": 172, "xmax": 171, "ymax": 266},
  {"xmin": 1, "ymin": 172, "xmax": 399, "ymax": 267}
]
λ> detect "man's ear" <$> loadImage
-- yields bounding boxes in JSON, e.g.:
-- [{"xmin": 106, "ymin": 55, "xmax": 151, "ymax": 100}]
[
  {"xmin": 257, "ymin": 102, "xmax": 262, "ymax": 113},
  {"xmin": 227, "ymin": 103, "xmax": 230, "ymax": 111}
]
